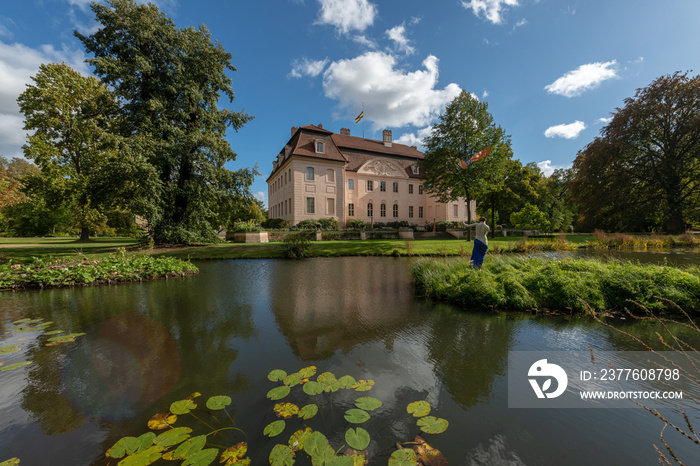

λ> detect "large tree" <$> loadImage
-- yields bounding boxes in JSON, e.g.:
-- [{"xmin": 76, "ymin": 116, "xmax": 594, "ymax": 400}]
[
  {"xmin": 420, "ymin": 89, "xmax": 512, "ymax": 238},
  {"xmin": 17, "ymin": 63, "xmax": 120, "ymax": 241},
  {"xmin": 75, "ymin": 0, "xmax": 256, "ymax": 243},
  {"xmin": 572, "ymin": 72, "xmax": 700, "ymax": 233}
]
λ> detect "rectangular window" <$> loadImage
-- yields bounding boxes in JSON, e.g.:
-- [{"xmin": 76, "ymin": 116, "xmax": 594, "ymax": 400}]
[
  {"xmin": 367, "ymin": 180, "xmax": 373, "ymax": 191},
  {"xmin": 453, "ymin": 205, "xmax": 459, "ymax": 217},
  {"xmin": 367, "ymin": 203, "xmax": 373, "ymax": 217},
  {"xmin": 392, "ymin": 204, "xmax": 398, "ymax": 218},
  {"xmin": 306, "ymin": 197, "xmax": 315, "ymax": 214},
  {"xmin": 348, "ymin": 179, "xmax": 354, "ymax": 190},
  {"xmin": 315, "ymin": 141, "xmax": 324, "ymax": 153},
  {"xmin": 409, "ymin": 206, "xmax": 414, "ymax": 218},
  {"xmin": 348, "ymin": 203, "xmax": 355, "ymax": 216},
  {"xmin": 380, "ymin": 204, "xmax": 386, "ymax": 217},
  {"xmin": 419, "ymin": 206, "xmax": 424, "ymax": 218},
  {"xmin": 393, "ymin": 182, "xmax": 398, "ymax": 193},
  {"xmin": 412, "ymin": 165, "xmax": 419, "ymax": 175},
  {"xmin": 327, "ymin": 198, "xmax": 335, "ymax": 215},
  {"xmin": 380, "ymin": 181, "xmax": 386, "ymax": 192},
  {"xmin": 306, "ymin": 167, "xmax": 314, "ymax": 181},
  {"xmin": 419, "ymin": 185, "xmax": 424, "ymax": 195},
  {"xmin": 284, "ymin": 172, "xmax": 287, "ymax": 184},
  {"xmin": 408, "ymin": 184, "xmax": 413, "ymax": 194}
]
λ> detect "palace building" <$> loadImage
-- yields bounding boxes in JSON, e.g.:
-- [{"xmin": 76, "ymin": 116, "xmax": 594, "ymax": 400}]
[{"xmin": 266, "ymin": 124, "xmax": 475, "ymax": 227}]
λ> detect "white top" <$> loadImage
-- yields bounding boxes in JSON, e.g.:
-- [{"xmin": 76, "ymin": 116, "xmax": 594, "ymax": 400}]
[{"xmin": 475, "ymin": 221, "xmax": 490, "ymax": 245}]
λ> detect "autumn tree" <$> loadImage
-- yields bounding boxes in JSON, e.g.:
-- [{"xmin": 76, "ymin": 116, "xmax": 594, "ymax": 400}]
[
  {"xmin": 420, "ymin": 90, "xmax": 513, "ymax": 238},
  {"xmin": 572, "ymin": 72, "xmax": 700, "ymax": 233},
  {"xmin": 76, "ymin": 0, "xmax": 256, "ymax": 243}
]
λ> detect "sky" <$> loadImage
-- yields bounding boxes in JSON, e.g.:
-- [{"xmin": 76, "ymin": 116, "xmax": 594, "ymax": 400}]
[{"xmin": 1, "ymin": 0, "xmax": 699, "ymax": 206}]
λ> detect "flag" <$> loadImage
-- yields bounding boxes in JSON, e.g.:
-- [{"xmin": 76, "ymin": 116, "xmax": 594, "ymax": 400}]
[
  {"xmin": 355, "ymin": 111, "xmax": 364, "ymax": 123},
  {"xmin": 457, "ymin": 147, "xmax": 491, "ymax": 170}
]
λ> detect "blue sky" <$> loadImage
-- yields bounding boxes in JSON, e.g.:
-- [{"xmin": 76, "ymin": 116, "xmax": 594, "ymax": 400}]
[{"xmin": 1, "ymin": 0, "xmax": 699, "ymax": 206}]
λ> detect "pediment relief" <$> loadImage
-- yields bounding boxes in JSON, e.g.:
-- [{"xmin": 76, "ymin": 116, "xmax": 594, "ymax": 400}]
[{"xmin": 357, "ymin": 159, "xmax": 407, "ymax": 178}]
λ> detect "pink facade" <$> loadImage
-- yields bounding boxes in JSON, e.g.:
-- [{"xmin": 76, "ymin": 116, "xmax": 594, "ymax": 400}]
[{"xmin": 267, "ymin": 124, "xmax": 475, "ymax": 227}]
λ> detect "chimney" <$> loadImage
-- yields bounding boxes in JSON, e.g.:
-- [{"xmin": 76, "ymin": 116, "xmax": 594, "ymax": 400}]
[
  {"xmin": 340, "ymin": 127, "xmax": 350, "ymax": 135},
  {"xmin": 383, "ymin": 129, "xmax": 392, "ymax": 147},
  {"xmin": 318, "ymin": 123, "xmax": 323, "ymax": 129},
  {"xmin": 291, "ymin": 126, "xmax": 298, "ymax": 137}
]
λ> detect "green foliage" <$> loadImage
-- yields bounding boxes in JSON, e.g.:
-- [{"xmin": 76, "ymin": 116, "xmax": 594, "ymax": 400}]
[
  {"xmin": 344, "ymin": 218, "xmax": 369, "ymax": 230},
  {"xmin": 262, "ymin": 218, "xmax": 290, "ymax": 229},
  {"xmin": 411, "ymin": 256, "xmax": 700, "ymax": 314},
  {"xmin": 233, "ymin": 220, "xmax": 262, "ymax": 232},
  {"xmin": 281, "ymin": 232, "xmax": 312, "ymax": 259},
  {"xmin": 510, "ymin": 203, "xmax": 551, "ymax": 231}
]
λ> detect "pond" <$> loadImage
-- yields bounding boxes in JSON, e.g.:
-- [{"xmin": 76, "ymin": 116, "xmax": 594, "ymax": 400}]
[{"xmin": 1, "ymin": 255, "xmax": 699, "ymax": 465}]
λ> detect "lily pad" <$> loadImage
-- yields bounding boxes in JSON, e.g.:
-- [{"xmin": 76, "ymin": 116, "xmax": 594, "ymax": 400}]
[
  {"xmin": 351, "ymin": 380, "xmax": 374, "ymax": 392},
  {"xmin": 343, "ymin": 449, "xmax": 369, "ymax": 466},
  {"xmin": 407, "ymin": 401, "xmax": 431, "ymax": 417},
  {"xmin": 268, "ymin": 369, "xmax": 287, "ymax": 382},
  {"xmin": 338, "ymin": 375, "xmax": 356, "ymax": 389},
  {"xmin": 0, "ymin": 361, "xmax": 32, "ymax": 372},
  {"xmin": 416, "ymin": 416, "xmax": 449, "ymax": 434},
  {"xmin": 318, "ymin": 372, "xmax": 340, "ymax": 393},
  {"xmin": 344, "ymin": 409, "xmax": 370, "ymax": 424},
  {"xmin": 205, "ymin": 395, "xmax": 231, "ymax": 410},
  {"xmin": 299, "ymin": 365, "xmax": 317, "ymax": 378},
  {"xmin": 274, "ymin": 402, "xmax": 299, "ymax": 419},
  {"xmin": 154, "ymin": 427, "xmax": 192, "ymax": 447},
  {"xmin": 312, "ymin": 445, "xmax": 340, "ymax": 465},
  {"xmin": 181, "ymin": 448, "xmax": 218, "ymax": 466},
  {"xmin": 263, "ymin": 420, "xmax": 286, "ymax": 437},
  {"xmin": 220, "ymin": 442, "xmax": 248, "ymax": 463},
  {"xmin": 389, "ymin": 449, "xmax": 417, "ymax": 466},
  {"xmin": 162, "ymin": 435, "xmax": 206, "ymax": 461},
  {"xmin": 106, "ymin": 436, "xmax": 140, "ymax": 459},
  {"xmin": 283, "ymin": 372, "xmax": 303, "ymax": 387},
  {"xmin": 297, "ymin": 404, "xmax": 318, "ymax": 420},
  {"xmin": 302, "ymin": 381, "xmax": 323, "ymax": 396},
  {"xmin": 267, "ymin": 385, "xmax": 291, "ymax": 401},
  {"xmin": 345, "ymin": 427, "xmax": 370, "ymax": 451},
  {"xmin": 0, "ymin": 345, "xmax": 20, "ymax": 354},
  {"xmin": 13, "ymin": 318, "xmax": 35, "ymax": 324},
  {"xmin": 118, "ymin": 445, "xmax": 164, "ymax": 466},
  {"xmin": 269, "ymin": 444, "xmax": 295, "ymax": 466},
  {"xmin": 43, "ymin": 330, "xmax": 64, "ymax": 336},
  {"xmin": 0, "ymin": 459, "xmax": 20, "ymax": 466},
  {"xmin": 147, "ymin": 412, "xmax": 177, "ymax": 430},
  {"xmin": 288, "ymin": 428, "xmax": 313, "ymax": 451},
  {"xmin": 170, "ymin": 399, "xmax": 197, "ymax": 415},
  {"xmin": 355, "ymin": 397, "xmax": 382, "ymax": 411},
  {"xmin": 412, "ymin": 436, "xmax": 448, "ymax": 466},
  {"xmin": 329, "ymin": 455, "xmax": 354, "ymax": 465},
  {"xmin": 47, "ymin": 333, "xmax": 85, "ymax": 342},
  {"xmin": 303, "ymin": 431, "xmax": 330, "ymax": 458}
]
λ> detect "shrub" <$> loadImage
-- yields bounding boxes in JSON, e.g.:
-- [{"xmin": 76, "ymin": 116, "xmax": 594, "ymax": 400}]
[
  {"xmin": 294, "ymin": 219, "xmax": 321, "ymax": 230},
  {"xmin": 262, "ymin": 218, "xmax": 289, "ymax": 229},
  {"xmin": 234, "ymin": 220, "xmax": 262, "ymax": 232},
  {"xmin": 345, "ymin": 218, "xmax": 368, "ymax": 230},
  {"xmin": 281, "ymin": 231, "xmax": 312, "ymax": 259},
  {"xmin": 318, "ymin": 217, "xmax": 339, "ymax": 230}
]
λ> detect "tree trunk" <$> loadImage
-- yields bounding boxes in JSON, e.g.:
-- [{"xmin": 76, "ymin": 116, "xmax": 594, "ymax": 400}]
[
  {"xmin": 491, "ymin": 192, "xmax": 495, "ymax": 238},
  {"xmin": 79, "ymin": 226, "xmax": 91, "ymax": 242},
  {"xmin": 465, "ymin": 185, "xmax": 472, "ymax": 241}
]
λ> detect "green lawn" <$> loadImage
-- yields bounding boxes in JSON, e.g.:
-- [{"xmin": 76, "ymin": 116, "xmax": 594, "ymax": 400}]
[{"xmin": 0, "ymin": 234, "xmax": 593, "ymax": 262}]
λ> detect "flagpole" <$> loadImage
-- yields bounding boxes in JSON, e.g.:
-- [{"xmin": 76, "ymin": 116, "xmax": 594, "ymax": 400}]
[{"xmin": 362, "ymin": 102, "xmax": 365, "ymax": 139}]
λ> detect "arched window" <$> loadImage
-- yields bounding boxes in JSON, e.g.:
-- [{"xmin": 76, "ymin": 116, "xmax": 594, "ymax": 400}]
[
  {"xmin": 380, "ymin": 203, "xmax": 386, "ymax": 217},
  {"xmin": 367, "ymin": 203, "xmax": 374, "ymax": 217},
  {"xmin": 393, "ymin": 204, "xmax": 399, "ymax": 218}
]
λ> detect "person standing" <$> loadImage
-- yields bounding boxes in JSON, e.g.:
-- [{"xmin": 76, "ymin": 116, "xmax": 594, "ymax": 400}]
[{"xmin": 471, "ymin": 217, "xmax": 490, "ymax": 269}]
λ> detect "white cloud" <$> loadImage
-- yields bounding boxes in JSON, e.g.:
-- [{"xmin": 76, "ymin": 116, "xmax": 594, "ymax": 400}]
[
  {"xmin": 316, "ymin": 0, "xmax": 377, "ymax": 35},
  {"xmin": 461, "ymin": 0, "xmax": 519, "ymax": 25},
  {"xmin": 482, "ymin": 89, "xmax": 489, "ymax": 99},
  {"xmin": 352, "ymin": 34, "xmax": 377, "ymax": 49},
  {"xmin": 537, "ymin": 160, "xmax": 572, "ymax": 177},
  {"xmin": 322, "ymin": 52, "xmax": 461, "ymax": 129},
  {"xmin": 255, "ymin": 191, "xmax": 267, "ymax": 204},
  {"xmin": 288, "ymin": 57, "xmax": 329, "ymax": 78},
  {"xmin": 396, "ymin": 126, "xmax": 433, "ymax": 149},
  {"xmin": 0, "ymin": 41, "xmax": 88, "ymax": 158},
  {"xmin": 597, "ymin": 117, "xmax": 612, "ymax": 124},
  {"xmin": 544, "ymin": 121, "xmax": 586, "ymax": 139},
  {"xmin": 386, "ymin": 24, "xmax": 415, "ymax": 55},
  {"xmin": 545, "ymin": 60, "xmax": 618, "ymax": 97}
]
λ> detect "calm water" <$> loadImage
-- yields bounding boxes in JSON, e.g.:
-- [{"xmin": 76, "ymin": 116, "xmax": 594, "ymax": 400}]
[{"xmin": 1, "ymin": 256, "xmax": 699, "ymax": 465}]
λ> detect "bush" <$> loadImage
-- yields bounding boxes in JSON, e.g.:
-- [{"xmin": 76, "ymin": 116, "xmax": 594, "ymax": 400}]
[
  {"xmin": 234, "ymin": 220, "xmax": 262, "ymax": 232},
  {"xmin": 281, "ymin": 231, "xmax": 312, "ymax": 259},
  {"xmin": 262, "ymin": 218, "xmax": 290, "ymax": 229},
  {"xmin": 294, "ymin": 219, "xmax": 320, "ymax": 230},
  {"xmin": 345, "ymin": 218, "xmax": 368, "ymax": 230},
  {"xmin": 318, "ymin": 217, "xmax": 339, "ymax": 230},
  {"xmin": 387, "ymin": 221, "xmax": 410, "ymax": 229}
]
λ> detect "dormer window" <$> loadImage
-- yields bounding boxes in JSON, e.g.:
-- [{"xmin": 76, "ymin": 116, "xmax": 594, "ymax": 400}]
[
  {"xmin": 315, "ymin": 140, "xmax": 325, "ymax": 154},
  {"xmin": 411, "ymin": 165, "xmax": 419, "ymax": 175}
]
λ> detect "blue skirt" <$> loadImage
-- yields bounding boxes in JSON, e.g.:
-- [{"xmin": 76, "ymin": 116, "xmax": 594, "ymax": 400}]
[{"xmin": 471, "ymin": 238, "xmax": 488, "ymax": 269}]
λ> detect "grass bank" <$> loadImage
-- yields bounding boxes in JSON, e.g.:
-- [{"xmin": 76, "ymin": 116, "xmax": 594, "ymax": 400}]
[
  {"xmin": 411, "ymin": 256, "xmax": 700, "ymax": 315},
  {"xmin": 0, "ymin": 251, "xmax": 198, "ymax": 291}
]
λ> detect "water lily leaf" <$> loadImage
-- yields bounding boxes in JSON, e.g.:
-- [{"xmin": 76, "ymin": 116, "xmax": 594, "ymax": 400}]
[
  {"xmin": 274, "ymin": 402, "xmax": 299, "ymax": 419},
  {"xmin": 220, "ymin": 442, "xmax": 247, "ymax": 463},
  {"xmin": 329, "ymin": 455, "xmax": 354, "ymax": 466},
  {"xmin": 268, "ymin": 369, "xmax": 287, "ymax": 382},
  {"xmin": 135, "ymin": 432, "xmax": 156, "ymax": 453},
  {"xmin": 47, "ymin": 333, "xmax": 85, "ymax": 342},
  {"xmin": 181, "ymin": 448, "xmax": 218, "ymax": 466},
  {"xmin": 106, "ymin": 437, "xmax": 140, "ymax": 459},
  {"xmin": 312, "ymin": 444, "xmax": 337, "ymax": 465},
  {"xmin": 288, "ymin": 428, "xmax": 313, "ymax": 452},
  {"xmin": 283, "ymin": 372, "xmax": 303, "ymax": 387},
  {"xmin": 0, "ymin": 458, "xmax": 20, "ymax": 466},
  {"xmin": 354, "ymin": 397, "xmax": 382, "ymax": 411},
  {"xmin": 318, "ymin": 372, "xmax": 340, "ymax": 392},
  {"xmin": 345, "ymin": 427, "xmax": 370, "ymax": 451},
  {"xmin": 13, "ymin": 318, "xmax": 35, "ymax": 324},
  {"xmin": 351, "ymin": 380, "xmax": 374, "ymax": 392},
  {"xmin": 267, "ymin": 385, "xmax": 291, "ymax": 401},
  {"xmin": 269, "ymin": 444, "xmax": 295, "ymax": 466},
  {"xmin": 118, "ymin": 445, "xmax": 164, "ymax": 466},
  {"xmin": 0, "ymin": 345, "xmax": 20, "ymax": 354},
  {"xmin": 344, "ymin": 409, "xmax": 370, "ymax": 424},
  {"xmin": 205, "ymin": 395, "xmax": 231, "ymax": 411},
  {"xmin": 406, "ymin": 401, "xmax": 431, "ymax": 418},
  {"xmin": 412, "ymin": 436, "xmax": 448, "ymax": 466},
  {"xmin": 43, "ymin": 330, "xmax": 64, "ymax": 336},
  {"xmin": 147, "ymin": 412, "xmax": 177, "ymax": 430},
  {"xmin": 170, "ymin": 399, "xmax": 197, "ymax": 415},
  {"xmin": 0, "ymin": 361, "xmax": 32, "ymax": 372},
  {"xmin": 303, "ymin": 431, "xmax": 330, "ymax": 458},
  {"xmin": 162, "ymin": 435, "xmax": 206, "ymax": 461},
  {"xmin": 186, "ymin": 392, "xmax": 202, "ymax": 401},
  {"xmin": 154, "ymin": 427, "xmax": 192, "ymax": 447},
  {"xmin": 303, "ymin": 381, "xmax": 323, "ymax": 396},
  {"xmin": 389, "ymin": 449, "xmax": 417, "ymax": 466},
  {"xmin": 338, "ymin": 375, "xmax": 356, "ymax": 389},
  {"xmin": 298, "ymin": 404, "xmax": 318, "ymax": 420},
  {"xmin": 343, "ymin": 449, "xmax": 369, "ymax": 466},
  {"xmin": 416, "ymin": 416, "xmax": 449, "ymax": 434},
  {"xmin": 263, "ymin": 420, "xmax": 286, "ymax": 437},
  {"xmin": 299, "ymin": 366, "xmax": 317, "ymax": 378}
]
